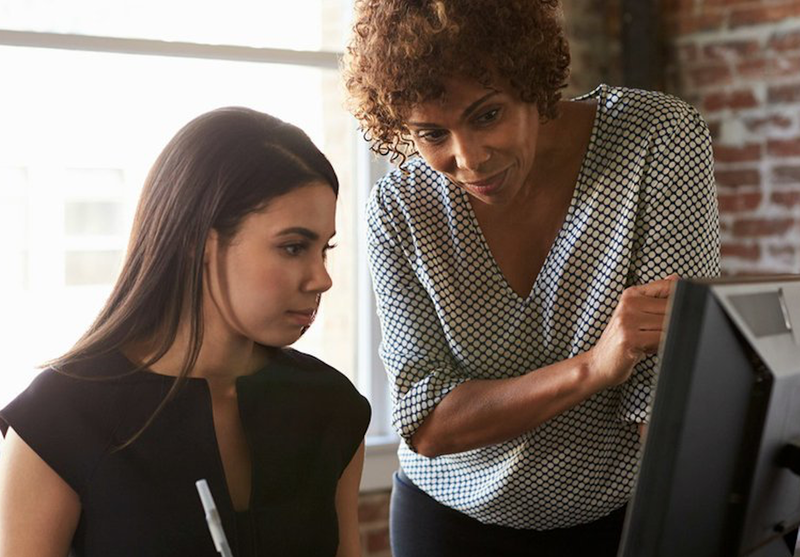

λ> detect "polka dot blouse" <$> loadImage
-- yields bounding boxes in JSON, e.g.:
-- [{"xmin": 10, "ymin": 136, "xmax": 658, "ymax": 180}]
[{"xmin": 366, "ymin": 84, "xmax": 720, "ymax": 529}]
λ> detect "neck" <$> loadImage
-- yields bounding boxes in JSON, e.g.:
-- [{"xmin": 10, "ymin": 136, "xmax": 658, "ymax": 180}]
[
  {"xmin": 125, "ymin": 317, "xmax": 273, "ymax": 386},
  {"xmin": 526, "ymin": 99, "xmax": 597, "ymax": 197},
  {"xmin": 532, "ymin": 102, "xmax": 573, "ymax": 171}
]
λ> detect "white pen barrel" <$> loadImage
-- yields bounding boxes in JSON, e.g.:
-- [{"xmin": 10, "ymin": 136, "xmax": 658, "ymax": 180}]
[{"xmin": 196, "ymin": 479, "xmax": 234, "ymax": 557}]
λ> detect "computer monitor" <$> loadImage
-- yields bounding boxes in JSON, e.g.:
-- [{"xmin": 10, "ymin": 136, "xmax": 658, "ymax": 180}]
[{"xmin": 619, "ymin": 276, "xmax": 800, "ymax": 557}]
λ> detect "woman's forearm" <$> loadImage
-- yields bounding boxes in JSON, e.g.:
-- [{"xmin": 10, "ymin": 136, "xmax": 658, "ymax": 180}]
[{"xmin": 410, "ymin": 351, "xmax": 609, "ymax": 457}]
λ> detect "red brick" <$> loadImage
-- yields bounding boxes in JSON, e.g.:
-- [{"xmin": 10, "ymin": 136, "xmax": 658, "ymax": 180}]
[
  {"xmin": 767, "ymin": 138, "xmax": 800, "ymax": 158},
  {"xmin": 743, "ymin": 115, "xmax": 793, "ymax": 132},
  {"xmin": 702, "ymin": 40, "xmax": 762, "ymax": 61},
  {"xmin": 732, "ymin": 218, "xmax": 795, "ymax": 237},
  {"xmin": 769, "ymin": 29, "xmax": 800, "ymax": 52},
  {"xmin": 703, "ymin": 89, "xmax": 760, "ymax": 112},
  {"xmin": 772, "ymin": 165, "xmax": 800, "ymax": 185},
  {"xmin": 738, "ymin": 57, "xmax": 800, "ymax": 79},
  {"xmin": 717, "ymin": 192, "xmax": 762, "ymax": 212},
  {"xmin": 731, "ymin": 3, "xmax": 800, "ymax": 29},
  {"xmin": 358, "ymin": 498, "xmax": 390, "ymax": 523},
  {"xmin": 366, "ymin": 528, "xmax": 390, "ymax": 552},
  {"xmin": 706, "ymin": 119, "xmax": 722, "ymax": 140},
  {"xmin": 675, "ymin": 43, "xmax": 700, "ymax": 63},
  {"xmin": 767, "ymin": 83, "xmax": 800, "ymax": 104},
  {"xmin": 667, "ymin": 12, "xmax": 727, "ymax": 36},
  {"xmin": 721, "ymin": 243, "xmax": 761, "ymax": 260},
  {"xmin": 771, "ymin": 191, "xmax": 800, "ymax": 207},
  {"xmin": 689, "ymin": 64, "xmax": 733, "ymax": 87},
  {"xmin": 662, "ymin": 0, "xmax": 697, "ymax": 14},
  {"xmin": 713, "ymin": 144, "xmax": 762, "ymax": 163},
  {"xmin": 715, "ymin": 168, "xmax": 761, "ymax": 188},
  {"xmin": 702, "ymin": 0, "xmax": 759, "ymax": 7},
  {"xmin": 737, "ymin": 59, "xmax": 770, "ymax": 79}
]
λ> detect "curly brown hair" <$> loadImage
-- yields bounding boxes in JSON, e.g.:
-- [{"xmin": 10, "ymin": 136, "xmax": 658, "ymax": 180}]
[{"xmin": 343, "ymin": 0, "xmax": 571, "ymax": 164}]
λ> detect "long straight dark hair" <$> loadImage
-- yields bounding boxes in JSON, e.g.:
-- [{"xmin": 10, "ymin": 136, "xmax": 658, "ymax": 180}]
[{"xmin": 48, "ymin": 107, "xmax": 339, "ymax": 446}]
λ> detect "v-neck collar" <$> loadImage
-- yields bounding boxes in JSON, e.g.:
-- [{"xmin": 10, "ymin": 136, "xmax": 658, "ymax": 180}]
[{"xmin": 454, "ymin": 84, "xmax": 606, "ymax": 302}]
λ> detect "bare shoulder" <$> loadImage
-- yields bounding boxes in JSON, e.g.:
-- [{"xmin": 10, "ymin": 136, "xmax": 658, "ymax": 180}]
[{"xmin": 0, "ymin": 427, "xmax": 80, "ymax": 556}]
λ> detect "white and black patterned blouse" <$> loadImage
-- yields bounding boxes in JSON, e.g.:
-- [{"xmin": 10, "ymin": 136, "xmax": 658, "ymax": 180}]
[{"xmin": 366, "ymin": 84, "xmax": 720, "ymax": 529}]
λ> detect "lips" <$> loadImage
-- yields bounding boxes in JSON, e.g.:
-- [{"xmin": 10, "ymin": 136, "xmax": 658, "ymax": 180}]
[{"xmin": 286, "ymin": 308, "xmax": 317, "ymax": 327}]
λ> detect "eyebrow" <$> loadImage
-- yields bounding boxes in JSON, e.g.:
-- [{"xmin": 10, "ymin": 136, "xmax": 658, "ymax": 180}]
[
  {"xmin": 406, "ymin": 91, "xmax": 500, "ymax": 128},
  {"xmin": 276, "ymin": 227, "xmax": 336, "ymax": 240}
]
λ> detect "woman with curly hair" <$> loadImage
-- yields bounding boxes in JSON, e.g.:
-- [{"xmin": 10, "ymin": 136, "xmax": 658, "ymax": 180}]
[{"xmin": 344, "ymin": 1, "xmax": 719, "ymax": 555}]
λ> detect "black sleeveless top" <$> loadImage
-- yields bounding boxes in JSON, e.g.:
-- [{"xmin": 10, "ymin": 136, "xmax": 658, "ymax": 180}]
[{"xmin": 0, "ymin": 348, "xmax": 371, "ymax": 557}]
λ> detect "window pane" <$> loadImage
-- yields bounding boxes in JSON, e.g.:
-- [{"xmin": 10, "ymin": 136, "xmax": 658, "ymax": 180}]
[
  {"xmin": 65, "ymin": 201, "xmax": 126, "ymax": 236},
  {"xmin": 0, "ymin": 168, "xmax": 29, "ymax": 289},
  {"xmin": 0, "ymin": 176, "xmax": 27, "ymax": 249},
  {"xmin": 65, "ymin": 249, "xmax": 123, "ymax": 285},
  {"xmin": 0, "ymin": 44, "xmax": 357, "ymax": 407},
  {"xmin": 0, "ymin": 0, "xmax": 351, "ymax": 51},
  {"xmin": 64, "ymin": 168, "xmax": 126, "ymax": 194}
]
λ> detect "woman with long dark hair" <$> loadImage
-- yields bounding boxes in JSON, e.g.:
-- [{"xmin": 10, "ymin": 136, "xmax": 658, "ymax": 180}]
[{"xmin": 0, "ymin": 107, "xmax": 370, "ymax": 557}]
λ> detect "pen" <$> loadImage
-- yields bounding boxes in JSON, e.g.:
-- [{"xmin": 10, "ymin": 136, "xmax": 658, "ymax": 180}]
[{"xmin": 195, "ymin": 479, "xmax": 234, "ymax": 557}]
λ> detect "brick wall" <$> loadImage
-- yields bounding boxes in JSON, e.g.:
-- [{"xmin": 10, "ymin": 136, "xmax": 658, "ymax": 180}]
[
  {"xmin": 358, "ymin": 490, "xmax": 392, "ymax": 556},
  {"xmin": 663, "ymin": 0, "xmax": 800, "ymax": 275}
]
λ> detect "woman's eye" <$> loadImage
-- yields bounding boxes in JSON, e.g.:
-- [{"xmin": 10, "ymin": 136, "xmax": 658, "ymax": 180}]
[
  {"xmin": 417, "ymin": 129, "xmax": 447, "ymax": 144},
  {"xmin": 476, "ymin": 108, "xmax": 500, "ymax": 124},
  {"xmin": 282, "ymin": 243, "xmax": 306, "ymax": 256},
  {"xmin": 322, "ymin": 242, "xmax": 337, "ymax": 261}
]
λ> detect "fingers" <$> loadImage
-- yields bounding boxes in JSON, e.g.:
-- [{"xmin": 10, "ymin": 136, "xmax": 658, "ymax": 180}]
[
  {"xmin": 632, "ymin": 312, "xmax": 668, "ymax": 332},
  {"xmin": 620, "ymin": 291, "xmax": 670, "ymax": 316},
  {"xmin": 591, "ymin": 275, "xmax": 680, "ymax": 387},
  {"xmin": 632, "ymin": 277, "xmax": 677, "ymax": 299},
  {"xmin": 612, "ymin": 313, "xmax": 666, "ymax": 350}
]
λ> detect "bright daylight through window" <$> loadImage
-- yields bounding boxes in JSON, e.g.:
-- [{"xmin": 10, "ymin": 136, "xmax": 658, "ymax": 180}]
[{"xmin": 0, "ymin": 1, "xmax": 393, "ymax": 452}]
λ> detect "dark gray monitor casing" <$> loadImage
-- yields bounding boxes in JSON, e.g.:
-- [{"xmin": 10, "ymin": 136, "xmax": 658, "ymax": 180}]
[{"xmin": 618, "ymin": 276, "xmax": 800, "ymax": 557}]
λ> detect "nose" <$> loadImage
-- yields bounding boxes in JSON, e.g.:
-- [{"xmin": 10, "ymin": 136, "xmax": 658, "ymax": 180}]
[
  {"xmin": 306, "ymin": 255, "xmax": 333, "ymax": 295},
  {"xmin": 452, "ymin": 133, "xmax": 490, "ymax": 172}
]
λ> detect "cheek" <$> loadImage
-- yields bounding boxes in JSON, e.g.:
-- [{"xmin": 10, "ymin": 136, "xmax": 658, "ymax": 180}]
[
  {"xmin": 229, "ymin": 265, "xmax": 285, "ymax": 310},
  {"xmin": 518, "ymin": 113, "xmax": 539, "ymax": 158},
  {"xmin": 415, "ymin": 143, "xmax": 447, "ymax": 172},
  {"xmin": 218, "ymin": 256, "xmax": 287, "ymax": 319}
]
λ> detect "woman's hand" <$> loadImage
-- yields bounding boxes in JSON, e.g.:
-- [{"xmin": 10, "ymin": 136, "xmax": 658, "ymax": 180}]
[{"xmin": 588, "ymin": 275, "xmax": 679, "ymax": 389}]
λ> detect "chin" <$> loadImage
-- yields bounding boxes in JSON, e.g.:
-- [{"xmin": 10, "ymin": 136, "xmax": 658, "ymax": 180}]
[
  {"xmin": 284, "ymin": 327, "xmax": 309, "ymax": 346},
  {"xmin": 255, "ymin": 330, "xmax": 304, "ymax": 349}
]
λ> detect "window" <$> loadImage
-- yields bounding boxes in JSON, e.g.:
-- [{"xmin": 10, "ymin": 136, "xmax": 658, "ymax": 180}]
[
  {"xmin": 0, "ymin": 2, "xmax": 398, "ymax": 485},
  {"xmin": 0, "ymin": 0, "xmax": 351, "ymax": 51}
]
